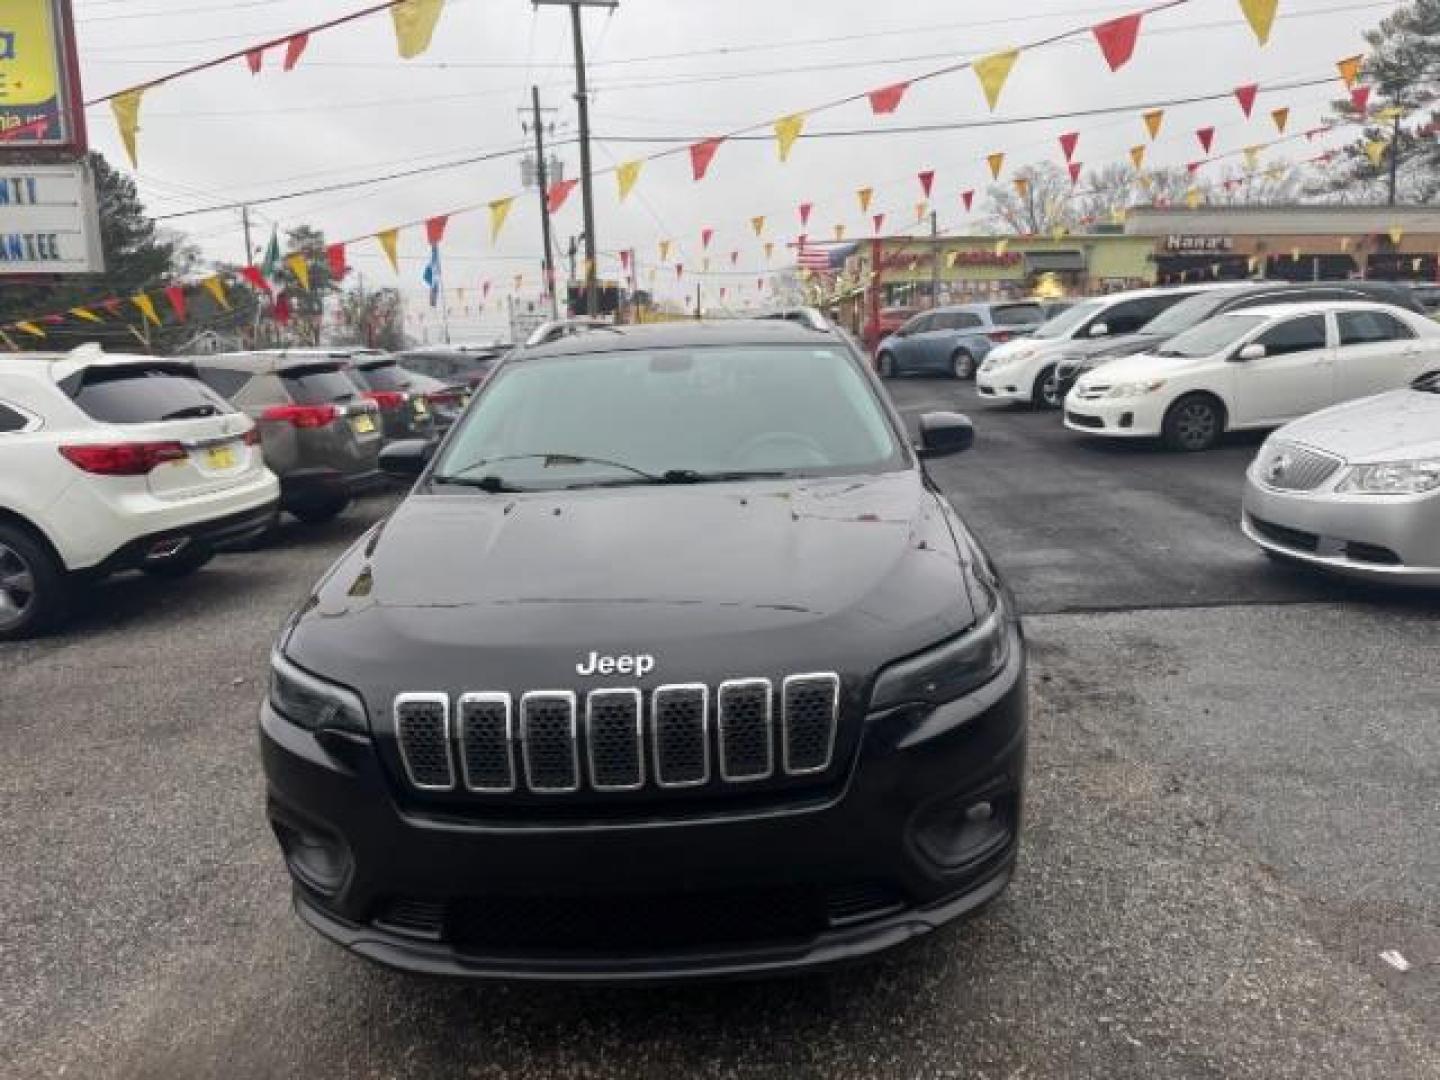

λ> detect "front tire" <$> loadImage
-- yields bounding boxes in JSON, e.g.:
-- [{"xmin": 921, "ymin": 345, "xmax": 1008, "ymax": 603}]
[
  {"xmin": 0, "ymin": 522, "xmax": 72, "ymax": 641},
  {"xmin": 1032, "ymin": 364, "xmax": 1061, "ymax": 410},
  {"xmin": 951, "ymin": 351, "xmax": 976, "ymax": 380},
  {"xmin": 1162, "ymin": 394, "xmax": 1224, "ymax": 452},
  {"xmin": 877, "ymin": 352, "xmax": 896, "ymax": 379}
]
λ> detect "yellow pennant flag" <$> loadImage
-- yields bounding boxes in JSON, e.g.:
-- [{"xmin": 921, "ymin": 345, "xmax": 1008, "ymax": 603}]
[
  {"xmin": 1244, "ymin": 146, "xmax": 1261, "ymax": 170},
  {"xmin": 110, "ymin": 89, "xmax": 145, "ymax": 167},
  {"xmin": 1272, "ymin": 107, "xmax": 1290, "ymax": 133},
  {"xmin": 201, "ymin": 275, "xmax": 230, "ymax": 310},
  {"xmin": 616, "ymin": 160, "xmax": 643, "ymax": 202},
  {"xmin": 488, "ymin": 197, "xmax": 515, "ymax": 242},
  {"xmin": 1389, "ymin": 225, "xmax": 1404, "ymax": 245},
  {"xmin": 946, "ymin": 251, "xmax": 959, "ymax": 269},
  {"xmin": 1143, "ymin": 109, "xmax": 1165, "ymax": 140},
  {"xmin": 1337, "ymin": 55, "xmax": 1363, "ymax": 90},
  {"xmin": 1013, "ymin": 177, "xmax": 1031, "ymax": 200},
  {"xmin": 132, "ymin": 294, "xmax": 161, "ymax": 327},
  {"xmin": 376, "ymin": 229, "xmax": 400, "ymax": 272},
  {"xmin": 773, "ymin": 114, "xmax": 805, "ymax": 162},
  {"xmin": 390, "ymin": 0, "xmax": 445, "ymax": 60},
  {"xmin": 751, "ymin": 215, "xmax": 766, "ymax": 237},
  {"xmin": 857, "ymin": 187, "xmax": 873, "ymax": 213},
  {"xmin": 764, "ymin": 242, "xmax": 774, "ymax": 261},
  {"xmin": 1366, "ymin": 140, "xmax": 1389, "ymax": 167},
  {"xmin": 286, "ymin": 253, "xmax": 311, "ymax": 291},
  {"xmin": 994, "ymin": 238, "xmax": 1010, "ymax": 256},
  {"xmin": 1130, "ymin": 146, "xmax": 1147, "ymax": 170},
  {"xmin": 833, "ymin": 224, "xmax": 846, "ymax": 241},
  {"xmin": 1238, "ymin": 0, "xmax": 1279, "ymax": 46},
  {"xmin": 659, "ymin": 240, "xmax": 672, "ymax": 263},
  {"xmin": 69, "ymin": 307, "xmax": 102, "ymax": 323},
  {"xmin": 1185, "ymin": 187, "xmax": 1203, "ymax": 209},
  {"xmin": 987, "ymin": 152, "xmax": 1006, "ymax": 180},
  {"xmin": 16, "ymin": 321, "xmax": 45, "ymax": 338},
  {"xmin": 974, "ymin": 49, "xmax": 1020, "ymax": 112},
  {"xmin": 1376, "ymin": 106, "xmax": 1405, "ymax": 123}
]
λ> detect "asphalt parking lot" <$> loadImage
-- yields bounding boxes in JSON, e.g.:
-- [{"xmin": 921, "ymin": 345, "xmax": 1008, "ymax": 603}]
[{"xmin": 3, "ymin": 376, "xmax": 1437, "ymax": 1079}]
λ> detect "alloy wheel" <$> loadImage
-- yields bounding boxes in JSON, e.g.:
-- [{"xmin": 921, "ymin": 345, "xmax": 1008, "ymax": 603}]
[
  {"xmin": 1038, "ymin": 367, "xmax": 1061, "ymax": 409},
  {"xmin": 0, "ymin": 541, "xmax": 36, "ymax": 632},
  {"xmin": 952, "ymin": 353, "xmax": 974, "ymax": 380},
  {"xmin": 1174, "ymin": 401, "xmax": 1218, "ymax": 450}
]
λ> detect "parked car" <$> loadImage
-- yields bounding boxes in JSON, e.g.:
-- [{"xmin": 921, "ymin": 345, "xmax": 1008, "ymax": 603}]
[
  {"xmin": 1242, "ymin": 371, "xmax": 1440, "ymax": 585},
  {"xmin": 1397, "ymin": 281, "xmax": 1440, "ymax": 315},
  {"xmin": 1040, "ymin": 298, "xmax": 1077, "ymax": 320},
  {"xmin": 524, "ymin": 318, "xmax": 611, "ymax": 348},
  {"xmin": 1063, "ymin": 302, "xmax": 1440, "ymax": 452},
  {"xmin": 876, "ymin": 301, "xmax": 1049, "ymax": 379},
  {"xmin": 862, "ymin": 305, "xmax": 917, "ymax": 354},
  {"xmin": 398, "ymin": 345, "xmax": 505, "ymax": 392},
  {"xmin": 0, "ymin": 347, "xmax": 279, "ymax": 639},
  {"xmin": 345, "ymin": 354, "xmax": 440, "ymax": 440},
  {"xmin": 192, "ymin": 351, "xmax": 384, "ymax": 523},
  {"xmin": 260, "ymin": 319, "xmax": 1026, "ymax": 980},
  {"xmin": 1053, "ymin": 280, "xmax": 1429, "ymax": 402},
  {"xmin": 977, "ymin": 286, "xmax": 1212, "ymax": 409}
]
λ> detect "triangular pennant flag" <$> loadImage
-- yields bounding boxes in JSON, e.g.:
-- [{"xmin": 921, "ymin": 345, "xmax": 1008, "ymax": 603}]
[
  {"xmin": 375, "ymin": 230, "xmax": 399, "ymax": 273},
  {"xmin": 1238, "ymin": 0, "xmax": 1279, "ymax": 45},
  {"xmin": 616, "ymin": 160, "xmax": 643, "ymax": 201},
  {"xmin": 987, "ymin": 152, "xmax": 1005, "ymax": 180},
  {"xmin": 325, "ymin": 244, "xmax": 347, "ymax": 281},
  {"xmin": 390, "ymin": 0, "xmax": 445, "ymax": 60},
  {"xmin": 546, "ymin": 179, "xmax": 578, "ymax": 214},
  {"xmin": 659, "ymin": 240, "xmax": 672, "ymax": 263},
  {"xmin": 918, "ymin": 170, "xmax": 935, "ymax": 198},
  {"xmin": 1092, "ymin": 13, "xmax": 1142, "ymax": 72},
  {"xmin": 994, "ymin": 238, "xmax": 1010, "ymax": 256},
  {"xmin": 1143, "ymin": 109, "xmax": 1165, "ymax": 140},
  {"xmin": 945, "ymin": 251, "xmax": 959, "ymax": 269},
  {"xmin": 973, "ymin": 49, "xmax": 1020, "ymax": 111},
  {"xmin": 100, "ymin": 299, "xmax": 123, "ymax": 318},
  {"xmin": 1366, "ymin": 140, "xmax": 1389, "ymax": 168},
  {"xmin": 857, "ymin": 188, "xmax": 874, "ymax": 213},
  {"xmin": 424, "ymin": 215, "xmax": 450, "ymax": 246},
  {"xmin": 163, "ymin": 285, "xmax": 187, "ymax": 321},
  {"xmin": 286, "ymin": 253, "xmax": 311, "ymax": 292},
  {"xmin": 764, "ymin": 241, "xmax": 775, "ymax": 260},
  {"xmin": 1059, "ymin": 132, "xmax": 1080, "ymax": 161},
  {"xmin": 1187, "ymin": 161, "xmax": 1202, "ymax": 176},
  {"xmin": 1337, "ymin": 55, "xmax": 1363, "ymax": 89},
  {"xmin": 1185, "ymin": 187, "xmax": 1203, "ymax": 209},
  {"xmin": 1271, "ymin": 107, "xmax": 1290, "ymax": 133},
  {"xmin": 619, "ymin": 250, "xmax": 632, "ymax": 273},
  {"xmin": 1068, "ymin": 162, "xmax": 1083, "ymax": 185},
  {"xmin": 69, "ymin": 307, "xmax": 102, "ymax": 323},
  {"xmin": 689, "ymin": 138, "xmax": 722, "ymax": 181},
  {"xmin": 1013, "ymin": 177, "xmax": 1031, "ymax": 199},
  {"xmin": 1351, "ymin": 85, "xmax": 1372, "ymax": 114},
  {"xmin": 774, "ymin": 114, "xmax": 805, "ymax": 162},
  {"xmin": 1197, "ymin": 126, "xmax": 1216, "ymax": 152},
  {"xmin": 701, "ymin": 227, "xmax": 715, "ymax": 249},
  {"xmin": 872, "ymin": 214, "xmax": 885, "ymax": 235},
  {"xmin": 273, "ymin": 293, "xmax": 292, "ymax": 326},
  {"xmin": 833, "ymin": 224, "xmax": 846, "ymax": 242},
  {"xmin": 488, "ymin": 197, "xmax": 514, "ymax": 242},
  {"xmin": 1130, "ymin": 145, "xmax": 1146, "ymax": 170},
  {"xmin": 241, "ymin": 266, "xmax": 272, "ymax": 293},
  {"xmin": 201, "ymin": 275, "xmax": 230, "ymax": 309},
  {"xmin": 868, "ymin": 82, "xmax": 909, "ymax": 115},
  {"xmin": 132, "ymin": 294, "xmax": 161, "ymax": 327},
  {"xmin": 751, "ymin": 216, "xmax": 766, "ymax": 237},
  {"xmin": 15, "ymin": 322, "xmax": 45, "ymax": 338},
  {"xmin": 798, "ymin": 204, "xmax": 812, "ymax": 227},
  {"xmin": 283, "ymin": 33, "xmax": 309, "ymax": 72},
  {"xmin": 244, "ymin": 48, "xmax": 266, "ymax": 76},
  {"xmin": 110, "ymin": 89, "xmax": 144, "ymax": 167},
  {"xmin": 1234, "ymin": 83, "xmax": 1259, "ymax": 118},
  {"xmin": 962, "ymin": 190, "xmax": 975, "ymax": 212}
]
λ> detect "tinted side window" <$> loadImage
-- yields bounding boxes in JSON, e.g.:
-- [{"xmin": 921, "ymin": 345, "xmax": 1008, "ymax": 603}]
[
  {"xmin": 1101, "ymin": 297, "xmax": 1166, "ymax": 335},
  {"xmin": 904, "ymin": 314, "xmax": 934, "ymax": 334},
  {"xmin": 0, "ymin": 401, "xmax": 32, "ymax": 433},
  {"xmin": 66, "ymin": 367, "xmax": 233, "ymax": 423},
  {"xmin": 194, "ymin": 366, "xmax": 251, "ymax": 399},
  {"xmin": 1338, "ymin": 310, "xmax": 1415, "ymax": 345},
  {"xmin": 282, "ymin": 365, "xmax": 362, "ymax": 404},
  {"xmin": 1256, "ymin": 315, "xmax": 1328, "ymax": 356},
  {"xmin": 935, "ymin": 312, "xmax": 982, "ymax": 331},
  {"xmin": 357, "ymin": 363, "xmax": 413, "ymax": 391},
  {"xmin": 993, "ymin": 303, "xmax": 1043, "ymax": 326}
]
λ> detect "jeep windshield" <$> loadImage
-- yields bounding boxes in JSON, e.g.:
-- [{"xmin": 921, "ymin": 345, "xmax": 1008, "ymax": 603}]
[{"xmin": 431, "ymin": 344, "xmax": 906, "ymax": 491}]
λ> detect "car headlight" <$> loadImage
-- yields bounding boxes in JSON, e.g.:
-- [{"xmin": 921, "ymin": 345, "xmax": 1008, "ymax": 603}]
[
  {"xmin": 1106, "ymin": 379, "xmax": 1167, "ymax": 399},
  {"xmin": 1335, "ymin": 459, "xmax": 1440, "ymax": 495},
  {"xmin": 269, "ymin": 650, "xmax": 369, "ymax": 733},
  {"xmin": 986, "ymin": 348, "xmax": 1028, "ymax": 370},
  {"xmin": 870, "ymin": 606, "xmax": 1010, "ymax": 710}
]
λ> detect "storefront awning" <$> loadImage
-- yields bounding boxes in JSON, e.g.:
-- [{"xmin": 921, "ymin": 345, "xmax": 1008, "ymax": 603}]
[{"xmin": 1023, "ymin": 250, "xmax": 1087, "ymax": 272}]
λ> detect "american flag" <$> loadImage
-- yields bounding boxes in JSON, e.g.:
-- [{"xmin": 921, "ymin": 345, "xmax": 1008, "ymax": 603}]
[{"xmin": 796, "ymin": 240, "xmax": 854, "ymax": 272}]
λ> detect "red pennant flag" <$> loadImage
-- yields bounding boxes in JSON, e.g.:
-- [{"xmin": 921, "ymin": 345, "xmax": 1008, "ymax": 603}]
[
  {"xmin": 872, "ymin": 213, "xmax": 886, "ymax": 234},
  {"xmin": 244, "ymin": 48, "xmax": 264, "ymax": 75},
  {"xmin": 545, "ymin": 179, "xmax": 578, "ymax": 213},
  {"xmin": 868, "ymin": 82, "xmax": 909, "ymax": 115},
  {"xmin": 163, "ymin": 285, "xmax": 187, "ymax": 321},
  {"xmin": 701, "ymin": 227, "xmax": 715, "ymax": 249},
  {"xmin": 1092, "ymin": 13, "xmax": 1142, "ymax": 72},
  {"xmin": 100, "ymin": 298, "xmax": 123, "ymax": 318},
  {"xmin": 283, "ymin": 33, "xmax": 309, "ymax": 71},
  {"xmin": 619, "ymin": 250, "xmax": 632, "ymax": 271},
  {"xmin": 1234, "ymin": 84, "xmax": 1259, "ymax": 118},
  {"xmin": 799, "ymin": 203, "xmax": 812, "ymax": 227},
  {"xmin": 1059, "ymin": 132, "xmax": 1079, "ymax": 162},
  {"xmin": 1196, "ymin": 126, "xmax": 1216, "ymax": 152},
  {"xmin": 1187, "ymin": 161, "xmax": 1202, "ymax": 176},
  {"xmin": 425, "ymin": 215, "xmax": 450, "ymax": 246},
  {"xmin": 962, "ymin": 190, "xmax": 975, "ymax": 212},
  {"xmin": 241, "ymin": 266, "xmax": 272, "ymax": 294},
  {"xmin": 326, "ymin": 243, "xmax": 347, "ymax": 279},
  {"xmin": 42, "ymin": 314, "xmax": 64, "ymax": 325},
  {"xmin": 689, "ymin": 138, "xmax": 722, "ymax": 181},
  {"xmin": 1068, "ymin": 162, "xmax": 1083, "ymax": 184},
  {"xmin": 273, "ymin": 293, "xmax": 292, "ymax": 326},
  {"xmin": 918, "ymin": 170, "xmax": 935, "ymax": 198},
  {"xmin": 1350, "ymin": 85, "xmax": 1372, "ymax": 114}
]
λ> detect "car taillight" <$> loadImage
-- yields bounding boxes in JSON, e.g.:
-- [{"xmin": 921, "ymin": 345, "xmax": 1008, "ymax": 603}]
[
  {"xmin": 59, "ymin": 441, "xmax": 187, "ymax": 476},
  {"xmin": 988, "ymin": 330, "xmax": 1014, "ymax": 344},
  {"xmin": 261, "ymin": 404, "xmax": 339, "ymax": 429},
  {"xmin": 363, "ymin": 390, "xmax": 406, "ymax": 410}
]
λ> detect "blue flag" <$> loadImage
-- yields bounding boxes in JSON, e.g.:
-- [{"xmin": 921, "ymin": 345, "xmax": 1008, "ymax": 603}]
[{"xmin": 422, "ymin": 244, "xmax": 442, "ymax": 308}]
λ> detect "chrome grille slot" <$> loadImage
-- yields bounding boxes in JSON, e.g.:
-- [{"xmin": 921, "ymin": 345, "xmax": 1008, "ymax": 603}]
[
  {"xmin": 1259, "ymin": 442, "xmax": 1344, "ymax": 492},
  {"xmin": 520, "ymin": 692, "xmax": 579, "ymax": 793},
  {"xmin": 586, "ymin": 689, "xmax": 644, "ymax": 791},
  {"xmin": 652, "ymin": 684, "xmax": 709, "ymax": 788},
  {"xmin": 394, "ymin": 693, "xmax": 454, "ymax": 791},
  {"xmin": 717, "ymin": 678, "xmax": 773, "ymax": 782},
  {"xmin": 783, "ymin": 674, "xmax": 840, "ymax": 775},
  {"xmin": 457, "ymin": 693, "xmax": 515, "ymax": 793}
]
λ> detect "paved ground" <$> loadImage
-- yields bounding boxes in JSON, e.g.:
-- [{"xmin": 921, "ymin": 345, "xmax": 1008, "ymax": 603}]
[{"xmin": 2, "ymin": 377, "xmax": 1437, "ymax": 1078}]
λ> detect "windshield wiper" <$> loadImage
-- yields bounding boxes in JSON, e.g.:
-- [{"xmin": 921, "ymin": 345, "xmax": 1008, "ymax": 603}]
[
  {"xmin": 661, "ymin": 469, "xmax": 793, "ymax": 484},
  {"xmin": 437, "ymin": 452, "xmax": 663, "ymax": 484},
  {"xmin": 430, "ymin": 474, "xmax": 531, "ymax": 493}
]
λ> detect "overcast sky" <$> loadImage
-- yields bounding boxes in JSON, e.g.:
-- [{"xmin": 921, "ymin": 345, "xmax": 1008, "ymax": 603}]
[{"xmin": 73, "ymin": 0, "xmax": 1397, "ymax": 336}]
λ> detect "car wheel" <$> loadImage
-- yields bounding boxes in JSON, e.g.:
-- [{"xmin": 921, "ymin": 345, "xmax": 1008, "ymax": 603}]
[
  {"xmin": 290, "ymin": 494, "xmax": 350, "ymax": 525},
  {"xmin": 141, "ymin": 545, "xmax": 215, "ymax": 579},
  {"xmin": 1162, "ymin": 394, "xmax": 1224, "ymax": 452},
  {"xmin": 1032, "ymin": 365, "xmax": 1061, "ymax": 410},
  {"xmin": 0, "ymin": 522, "xmax": 71, "ymax": 641},
  {"xmin": 951, "ymin": 351, "xmax": 976, "ymax": 380},
  {"xmin": 877, "ymin": 352, "xmax": 896, "ymax": 378}
]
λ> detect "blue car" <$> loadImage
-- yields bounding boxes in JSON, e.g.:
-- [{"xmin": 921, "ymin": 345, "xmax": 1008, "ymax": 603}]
[{"xmin": 876, "ymin": 301, "xmax": 1050, "ymax": 380}]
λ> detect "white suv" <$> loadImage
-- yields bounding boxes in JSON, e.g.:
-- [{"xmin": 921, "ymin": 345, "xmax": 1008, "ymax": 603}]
[{"xmin": 0, "ymin": 346, "xmax": 280, "ymax": 639}]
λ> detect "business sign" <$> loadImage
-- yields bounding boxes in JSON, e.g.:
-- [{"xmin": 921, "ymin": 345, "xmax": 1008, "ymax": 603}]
[
  {"xmin": 1164, "ymin": 235, "xmax": 1234, "ymax": 253},
  {"xmin": 0, "ymin": 0, "xmax": 86, "ymax": 150},
  {"xmin": 0, "ymin": 163, "xmax": 103, "ymax": 274}
]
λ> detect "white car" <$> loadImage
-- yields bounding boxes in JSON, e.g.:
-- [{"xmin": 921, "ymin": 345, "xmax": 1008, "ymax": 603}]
[
  {"xmin": 0, "ymin": 346, "xmax": 280, "ymax": 639},
  {"xmin": 975, "ymin": 286, "xmax": 1213, "ymax": 409},
  {"xmin": 1062, "ymin": 302, "xmax": 1440, "ymax": 452}
]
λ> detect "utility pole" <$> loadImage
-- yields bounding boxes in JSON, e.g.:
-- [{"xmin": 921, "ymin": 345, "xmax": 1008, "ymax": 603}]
[
  {"xmin": 240, "ymin": 205, "xmax": 255, "ymax": 266},
  {"xmin": 1388, "ymin": 109, "xmax": 1402, "ymax": 207},
  {"xmin": 535, "ymin": 0, "xmax": 616, "ymax": 319},
  {"xmin": 566, "ymin": 235, "xmax": 579, "ymax": 313},
  {"xmin": 524, "ymin": 87, "xmax": 561, "ymax": 319},
  {"xmin": 929, "ymin": 211, "xmax": 941, "ymax": 309}
]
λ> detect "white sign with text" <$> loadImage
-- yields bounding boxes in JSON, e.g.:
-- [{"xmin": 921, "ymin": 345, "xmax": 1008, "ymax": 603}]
[{"xmin": 0, "ymin": 162, "xmax": 103, "ymax": 274}]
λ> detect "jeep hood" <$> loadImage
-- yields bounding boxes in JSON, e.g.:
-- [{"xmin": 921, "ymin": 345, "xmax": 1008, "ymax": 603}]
[
  {"xmin": 1274, "ymin": 388, "xmax": 1440, "ymax": 462},
  {"xmin": 286, "ymin": 472, "xmax": 979, "ymax": 700}
]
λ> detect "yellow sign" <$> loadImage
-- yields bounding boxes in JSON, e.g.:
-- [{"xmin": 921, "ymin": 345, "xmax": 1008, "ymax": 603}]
[{"xmin": 0, "ymin": 0, "xmax": 70, "ymax": 145}]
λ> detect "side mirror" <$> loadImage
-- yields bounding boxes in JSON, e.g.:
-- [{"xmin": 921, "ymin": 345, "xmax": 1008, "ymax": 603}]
[
  {"xmin": 1087, "ymin": 322, "xmax": 1110, "ymax": 338},
  {"xmin": 379, "ymin": 439, "xmax": 435, "ymax": 479},
  {"xmin": 1234, "ymin": 343, "xmax": 1267, "ymax": 362},
  {"xmin": 917, "ymin": 412, "xmax": 975, "ymax": 459}
]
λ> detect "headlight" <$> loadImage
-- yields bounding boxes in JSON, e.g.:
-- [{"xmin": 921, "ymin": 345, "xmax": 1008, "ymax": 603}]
[
  {"xmin": 1106, "ymin": 379, "xmax": 1167, "ymax": 399},
  {"xmin": 1335, "ymin": 459, "xmax": 1440, "ymax": 495},
  {"xmin": 986, "ymin": 348, "xmax": 1029, "ymax": 370},
  {"xmin": 269, "ymin": 650, "xmax": 369, "ymax": 733},
  {"xmin": 870, "ymin": 607, "xmax": 1010, "ymax": 710}
]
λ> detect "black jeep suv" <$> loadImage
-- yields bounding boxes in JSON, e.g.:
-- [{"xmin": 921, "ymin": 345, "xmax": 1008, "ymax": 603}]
[{"xmin": 261, "ymin": 320, "xmax": 1027, "ymax": 981}]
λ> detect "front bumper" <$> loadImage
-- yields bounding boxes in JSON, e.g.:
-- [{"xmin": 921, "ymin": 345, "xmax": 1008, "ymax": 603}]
[
  {"xmin": 1062, "ymin": 395, "xmax": 1165, "ymax": 437},
  {"xmin": 1242, "ymin": 476, "xmax": 1440, "ymax": 586},
  {"xmin": 260, "ymin": 631, "xmax": 1027, "ymax": 982},
  {"xmin": 974, "ymin": 368, "xmax": 1032, "ymax": 402}
]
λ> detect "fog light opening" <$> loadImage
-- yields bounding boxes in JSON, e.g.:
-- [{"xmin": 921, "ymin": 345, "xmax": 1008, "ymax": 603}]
[
  {"xmin": 1119, "ymin": 412, "xmax": 1134, "ymax": 429},
  {"xmin": 273, "ymin": 819, "xmax": 349, "ymax": 895},
  {"xmin": 913, "ymin": 789, "xmax": 1016, "ymax": 870}
]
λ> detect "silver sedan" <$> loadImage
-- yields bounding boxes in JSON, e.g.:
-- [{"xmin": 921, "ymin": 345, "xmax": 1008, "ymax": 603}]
[{"xmin": 1242, "ymin": 372, "xmax": 1440, "ymax": 586}]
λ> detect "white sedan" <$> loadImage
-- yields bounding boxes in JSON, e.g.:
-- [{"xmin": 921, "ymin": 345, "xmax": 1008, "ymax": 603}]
[{"xmin": 1062, "ymin": 302, "xmax": 1440, "ymax": 451}]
